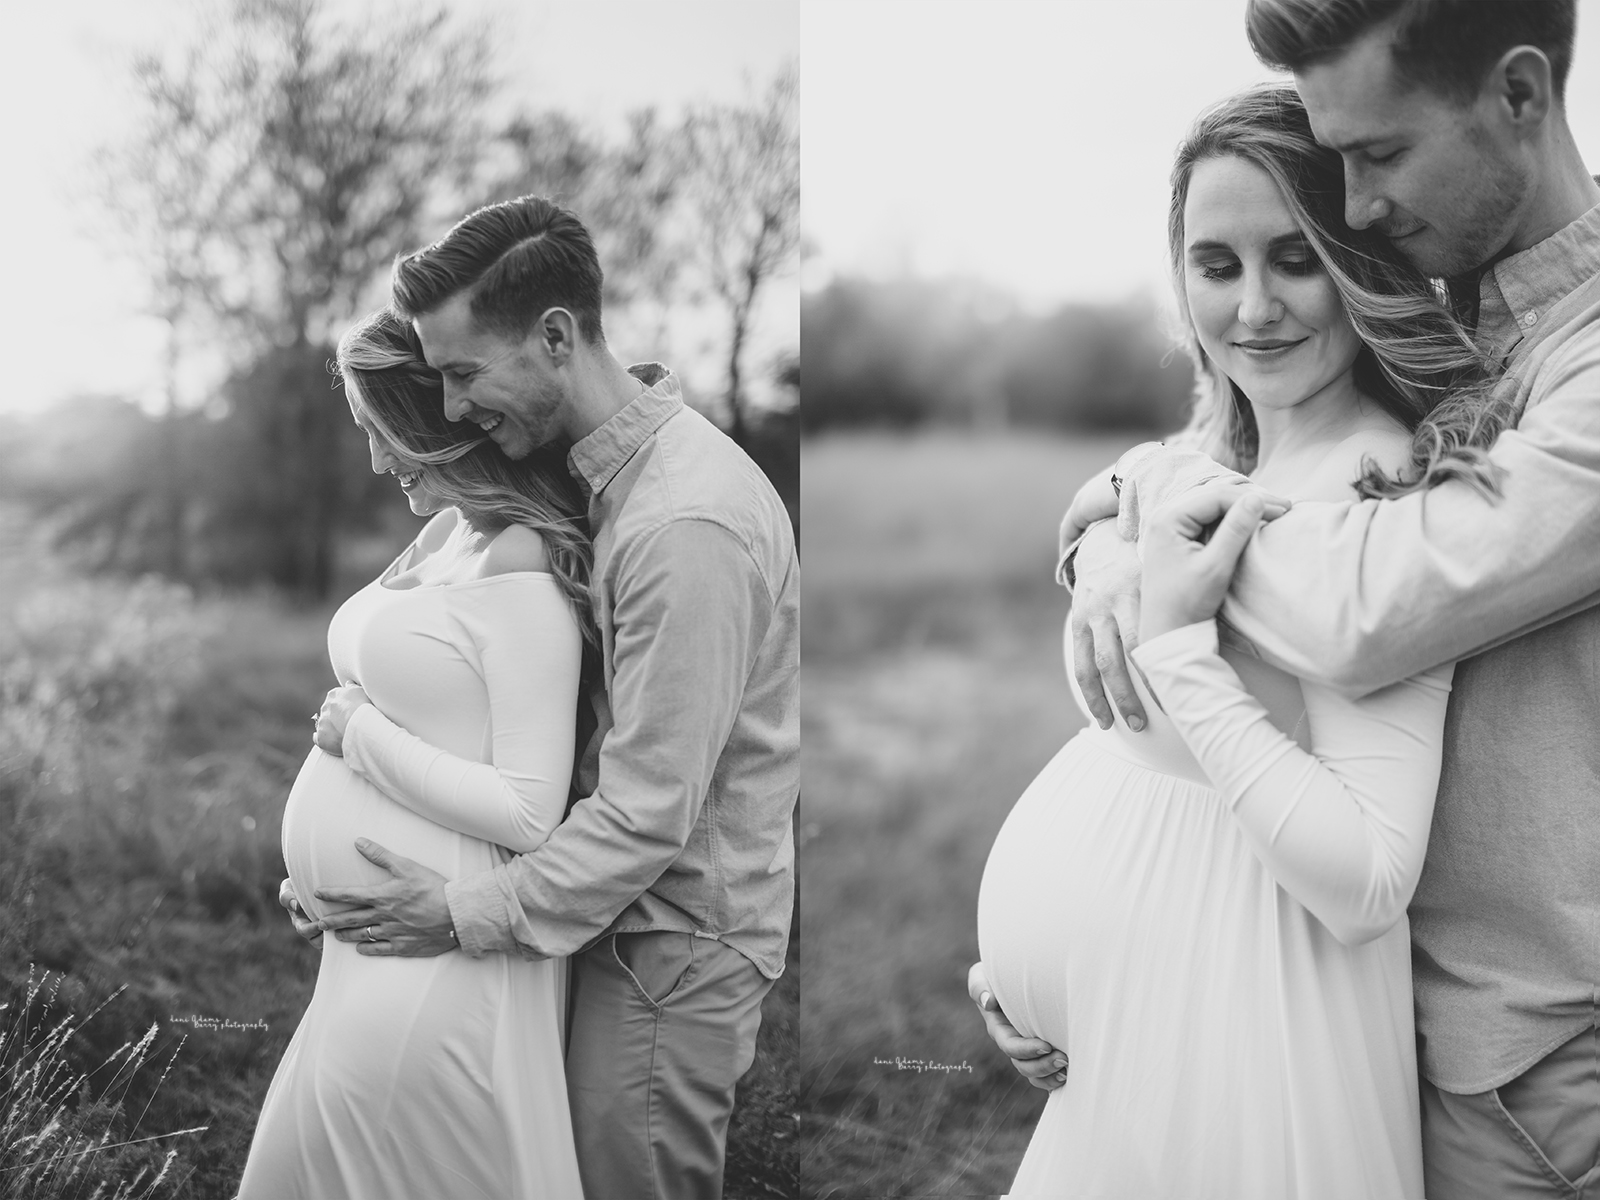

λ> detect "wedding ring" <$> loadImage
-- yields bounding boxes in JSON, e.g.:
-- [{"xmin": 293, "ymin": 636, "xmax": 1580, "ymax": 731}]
[{"xmin": 364, "ymin": 925, "xmax": 376, "ymax": 942}]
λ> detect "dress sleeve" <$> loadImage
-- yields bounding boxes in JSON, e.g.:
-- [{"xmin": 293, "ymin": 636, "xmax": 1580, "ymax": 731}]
[
  {"xmin": 1130, "ymin": 620, "xmax": 1454, "ymax": 946},
  {"xmin": 443, "ymin": 518, "xmax": 780, "ymax": 960},
  {"xmin": 340, "ymin": 578, "xmax": 582, "ymax": 854}
]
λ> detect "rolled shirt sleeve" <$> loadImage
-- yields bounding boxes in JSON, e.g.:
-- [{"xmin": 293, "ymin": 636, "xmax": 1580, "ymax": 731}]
[{"xmin": 444, "ymin": 517, "xmax": 775, "ymax": 959}]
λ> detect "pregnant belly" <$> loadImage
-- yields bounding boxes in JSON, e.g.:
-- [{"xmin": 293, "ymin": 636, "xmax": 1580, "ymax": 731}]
[
  {"xmin": 976, "ymin": 731, "xmax": 1267, "ymax": 1051},
  {"xmin": 281, "ymin": 749, "xmax": 493, "ymax": 925}
]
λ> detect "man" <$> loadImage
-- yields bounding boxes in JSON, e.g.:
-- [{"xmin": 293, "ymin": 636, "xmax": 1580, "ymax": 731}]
[
  {"xmin": 972, "ymin": 2, "xmax": 1600, "ymax": 1194},
  {"xmin": 284, "ymin": 196, "xmax": 799, "ymax": 1199}
]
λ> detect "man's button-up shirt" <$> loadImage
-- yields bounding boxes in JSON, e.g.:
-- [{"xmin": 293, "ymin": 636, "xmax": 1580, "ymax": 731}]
[{"xmin": 445, "ymin": 364, "xmax": 800, "ymax": 979}]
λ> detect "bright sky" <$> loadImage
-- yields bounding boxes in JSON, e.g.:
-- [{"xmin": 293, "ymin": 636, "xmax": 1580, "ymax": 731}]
[
  {"xmin": 803, "ymin": 0, "xmax": 1600, "ymax": 309},
  {"xmin": 0, "ymin": 0, "xmax": 797, "ymax": 414}
]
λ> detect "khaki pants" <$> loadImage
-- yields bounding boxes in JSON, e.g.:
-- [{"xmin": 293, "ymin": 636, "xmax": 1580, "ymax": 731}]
[
  {"xmin": 566, "ymin": 931, "xmax": 771, "ymax": 1200},
  {"xmin": 1423, "ymin": 1027, "xmax": 1600, "ymax": 1198}
]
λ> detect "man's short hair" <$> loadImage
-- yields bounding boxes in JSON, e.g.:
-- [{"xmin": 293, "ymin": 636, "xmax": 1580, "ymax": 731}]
[
  {"xmin": 1246, "ymin": 0, "xmax": 1577, "ymax": 104},
  {"xmin": 391, "ymin": 196, "xmax": 606, "ymax": 343}
]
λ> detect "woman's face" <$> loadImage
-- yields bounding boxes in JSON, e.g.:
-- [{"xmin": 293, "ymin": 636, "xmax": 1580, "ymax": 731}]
[
  {"xmin": 346, "ymin": 389, "xmax": 445, "ymax": 517},
  {"xmin": 1182, "ymin": 155, "xmax": 1362, "ymax": 414}
]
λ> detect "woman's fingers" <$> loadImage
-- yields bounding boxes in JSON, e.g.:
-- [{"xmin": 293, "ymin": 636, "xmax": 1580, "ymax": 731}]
[
  {"xmin": 1071, "ymin": 615, "xmax": 1115, "ymax": 729},
  {"xmin": 968, "ymin": 960, "xmax": 1066, "ymax": 1087},
  {"xmin": 1200, "ymin": 493, "xmax": 1266, "ymax": 573}
]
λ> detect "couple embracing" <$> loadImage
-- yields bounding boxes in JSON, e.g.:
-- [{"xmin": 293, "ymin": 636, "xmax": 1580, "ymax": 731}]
[
  {"xmin": 235, "ymin": 197, "xmax": 799, "ymax": 1199},
  {"xmin": 972, "ymin": 1, "xmax": 1600, "ymax": 1197}
]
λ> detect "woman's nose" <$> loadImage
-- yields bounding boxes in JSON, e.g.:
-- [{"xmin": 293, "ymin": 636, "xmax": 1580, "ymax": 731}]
[
  {"xmin": 1237, "ymin": 267, "xmax": 1283, "ymax": 328},
  {"xmin": 369, "ymin": 440, "xmax": 393, "ymax": 474}
]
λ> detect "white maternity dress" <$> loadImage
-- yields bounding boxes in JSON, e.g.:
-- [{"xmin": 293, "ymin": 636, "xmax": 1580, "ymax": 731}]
[
  {"xmin": 977, "ymin": 618, "xmax": 1453, "ymax": 1199},
  {"xmin": 237, "ymin": 513, "xmax": 586, "ymax": 1199}
]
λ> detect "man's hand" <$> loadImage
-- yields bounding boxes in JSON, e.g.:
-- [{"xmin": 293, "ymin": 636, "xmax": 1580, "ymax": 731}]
[
  {"xmin": 314, "ymin": 839, "xmax": 457, "ymax": 957},
  {"xmin": 967, "ymin": 962, "xmax": 1068, "ymax": 1091},
  {"xmin": 278, "ymin": 877, "xmax": 323, "ymax": 949},
  {"xmin": 1069, "ymin": 520, "xmax": 1148, "ymax": 732},
  {"xmin": 313, "ymin": 684, "xmax": 371, "ymax": 757},
  {"xmin": 1140, "ymin": 481, "xmax": 1268, "ymax": 642}
]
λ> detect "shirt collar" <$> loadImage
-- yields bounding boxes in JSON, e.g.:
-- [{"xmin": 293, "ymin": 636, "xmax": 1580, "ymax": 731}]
[
  {"xmin": 567, "ymin": 363, "xmax": 681, "ymax": 495},
  {"xmin": 1477, "ymin": 192, "xmax": 1600, "ymax": 355}
]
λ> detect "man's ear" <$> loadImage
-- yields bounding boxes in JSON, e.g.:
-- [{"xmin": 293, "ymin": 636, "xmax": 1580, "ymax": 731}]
[
  {"xmin": 1489, "ymin": 45, "xmax": 1554, "ymax": 133},
  {"xmin": 535, "ymin": 307, "xmax": 579, "ymax": 365}
]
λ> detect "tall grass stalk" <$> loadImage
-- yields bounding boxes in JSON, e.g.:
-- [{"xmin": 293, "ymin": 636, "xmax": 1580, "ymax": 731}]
[{"xmin": 0, "ymin": 967, "xmax": 203, "ymax": 1199}]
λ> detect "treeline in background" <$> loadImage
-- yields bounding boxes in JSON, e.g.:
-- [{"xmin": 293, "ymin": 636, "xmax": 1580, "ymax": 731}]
[
  {"xmin": 0, "ymin": 3, "xmax": 797, "ymax": 1197},
  {"xmin": 802, "ymin": 276, "xmax": 1196, "ymax": 434}
]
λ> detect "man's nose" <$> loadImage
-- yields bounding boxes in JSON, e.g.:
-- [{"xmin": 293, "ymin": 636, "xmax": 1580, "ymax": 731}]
[
  {"xmin": 442, "ymin": 379, "xmax": 471, "ymax": 422},
  {"xmin": 1238, "ymin": 267, "xmax": 1282, "ymax": 328},
  {"xmin": 1344, "ymin": 180, "xmax": 1392, "ymax": 232}
]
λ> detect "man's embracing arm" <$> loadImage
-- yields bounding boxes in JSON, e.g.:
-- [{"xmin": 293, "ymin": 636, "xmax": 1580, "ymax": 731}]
[
  {"xmin": 443, "ymin": 518, "xmax": 772, "ymax": 958},
  {"xmin": 1122, "ymin": 353, "xmax": 1600, "ymax": 695}
]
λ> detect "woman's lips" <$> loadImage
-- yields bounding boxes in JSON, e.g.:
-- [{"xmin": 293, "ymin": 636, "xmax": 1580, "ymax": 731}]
[{"xmin": 1233, "ymin": 337, "xmax": 1308, "ymax": 359}]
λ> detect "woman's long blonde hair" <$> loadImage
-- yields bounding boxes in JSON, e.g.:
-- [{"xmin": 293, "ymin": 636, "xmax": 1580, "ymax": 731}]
[
  {"xmin": 336, "ymin": 307, "xmax": 597, "ymax": 647},
  {"xmin": 1168, "ymin": 84, "xmax": 1517, "ymax": 498}
]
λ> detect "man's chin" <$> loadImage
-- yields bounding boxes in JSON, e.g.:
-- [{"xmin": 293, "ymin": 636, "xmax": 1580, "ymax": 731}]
[
  {"xmin": 1394, "ymin": 230, "xmax": 1499, "ymax": 281},
  {"xmin": 493, "ymin": 431, "xmax": 534, "ymax": 460}
]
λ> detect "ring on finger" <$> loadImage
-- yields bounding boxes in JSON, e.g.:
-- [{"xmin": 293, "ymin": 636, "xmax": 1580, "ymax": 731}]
[{"xmin": 364, "ymin": 925, "xmax": 376, "ymax": 942}]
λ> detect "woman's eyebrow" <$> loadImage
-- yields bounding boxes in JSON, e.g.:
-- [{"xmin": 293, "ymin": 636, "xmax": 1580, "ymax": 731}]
[{"xmin": 1187, "ymin": 232, "xmax": 1309, "ymax": 256}]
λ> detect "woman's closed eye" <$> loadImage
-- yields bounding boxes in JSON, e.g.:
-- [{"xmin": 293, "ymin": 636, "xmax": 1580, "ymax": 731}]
[
  {"xmin": 1198, "ymin": 259, "xmax": 1240, "ymax": 282},
  {"xmin": 1275, "ymin": 253, "xmax": 1321, "ymax": 276}
]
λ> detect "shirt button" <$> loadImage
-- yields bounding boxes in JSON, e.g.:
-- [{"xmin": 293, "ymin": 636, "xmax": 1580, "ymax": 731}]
[{"xmin": 1523, "ymin": 310, "xmax": 1538, "ymax": 326}]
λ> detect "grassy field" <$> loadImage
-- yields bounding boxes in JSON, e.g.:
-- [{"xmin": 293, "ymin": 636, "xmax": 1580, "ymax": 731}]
[
  {"xmin": 799, "ymin": 430, "xmax": 1142, "ymax": 1198},
  {"xmin": 0, "ymin": 504, "xmax": 795, "ymax": 1198}
]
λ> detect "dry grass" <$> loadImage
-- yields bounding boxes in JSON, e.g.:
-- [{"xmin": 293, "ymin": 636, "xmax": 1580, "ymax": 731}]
[{"xmin": 799, "ymin": 430, "xmax": 1141, "ymax": 1197}]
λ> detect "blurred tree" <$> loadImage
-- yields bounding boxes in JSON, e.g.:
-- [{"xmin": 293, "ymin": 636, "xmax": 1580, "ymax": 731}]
[
  {"xmin": 89, "ymin": 0, "xmax": 494, "ymax": 597},
  {"xmin": 482, "ymin": 108, "xmax": 683, "ymax": 342},
  {"xmin": 678, "ymin": 64, "xmax": 799, "ymax": 447}
]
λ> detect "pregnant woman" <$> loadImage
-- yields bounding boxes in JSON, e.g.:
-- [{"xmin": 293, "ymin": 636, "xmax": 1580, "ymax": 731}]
[
  {"xmin": 236, "ymin": 308, "xmax": 591, "ymax": 1199},
  {"xmin": 976, "ymin": 86, "xmax": 1514, "ymax": 1198}
]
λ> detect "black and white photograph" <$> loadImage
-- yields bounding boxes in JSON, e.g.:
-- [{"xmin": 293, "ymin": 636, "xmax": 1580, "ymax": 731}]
[
  {"xmin": 13, "ymin": 0, "xmax": 1600, "ymax": 1196},
  {"xmin": 0, "ymin": 2, "xmax": 796, "ymax": 1197},
  {"xmin": 802, "ymin": 1, "xmax": 1600, "ymax": 1197}
]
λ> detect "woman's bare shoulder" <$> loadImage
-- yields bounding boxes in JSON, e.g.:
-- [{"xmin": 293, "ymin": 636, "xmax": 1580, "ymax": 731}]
[{"xmin": 481, "ymin": 524, "xmax": 551, "ymax": 576}]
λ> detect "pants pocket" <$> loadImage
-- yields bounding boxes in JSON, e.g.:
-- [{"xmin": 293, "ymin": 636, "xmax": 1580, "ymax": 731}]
[
  {"xmin": 1487, "ymin": 1087, "xmax": 1580, "ymax": 1194},
  {"xmin": 610, "ymin": 931, "xmax": 697, "ymax": 1009}
]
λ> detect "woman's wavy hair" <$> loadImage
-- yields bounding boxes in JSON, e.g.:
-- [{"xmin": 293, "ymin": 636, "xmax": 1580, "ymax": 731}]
[
  {"xmin": 336, "ymin": 307, "xmax": 597, "ymax": 647},
  {"xmin": 1168, "ymin": 84, "xmax": 1517, "ymax": 498}
]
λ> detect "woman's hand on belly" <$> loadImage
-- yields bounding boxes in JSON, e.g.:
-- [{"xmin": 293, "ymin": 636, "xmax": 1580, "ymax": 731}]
[
  {"xmin": 313, "ymin": 683, "xmax": 371, "ymax": 757},
  {"xmin": 967, "ymin": 961, "xmax": 1070, "ymax": 1091},
  {"xmin": 278, "ymin": 877, "xmax": 323, "ymax": 949}
]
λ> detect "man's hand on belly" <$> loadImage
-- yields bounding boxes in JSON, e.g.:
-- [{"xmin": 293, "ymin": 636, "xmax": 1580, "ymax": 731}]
[{"xmin": 315, "ymin": 839, "xmax": 458, "ymax": 957}]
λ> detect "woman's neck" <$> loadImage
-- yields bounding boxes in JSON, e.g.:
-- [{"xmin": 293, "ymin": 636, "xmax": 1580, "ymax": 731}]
[{"xmin": 1248, "ymin": 368, "xmax": 1392, "ymax": 484}]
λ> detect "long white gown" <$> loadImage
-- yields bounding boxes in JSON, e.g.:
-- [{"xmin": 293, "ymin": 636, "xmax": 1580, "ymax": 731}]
[
  {"xmin": 237, "ymin": 513, "xmax": 586, "ymax": 1199},
  {"xmin": 976, "ymin": 618, "xmax": 1453, "ymax": 1199}
]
